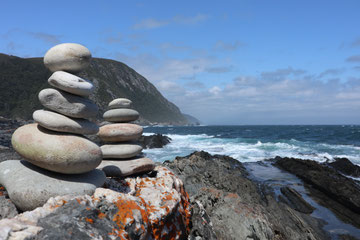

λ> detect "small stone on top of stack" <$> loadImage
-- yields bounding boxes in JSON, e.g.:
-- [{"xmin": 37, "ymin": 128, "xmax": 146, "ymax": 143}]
[
  {"xmin": 0, "ymin": 43, "xmax": 105, "ymax": 211},
  {"xmin": 97, "ymin": 98, "xmax": 155, "ymax": 177}
]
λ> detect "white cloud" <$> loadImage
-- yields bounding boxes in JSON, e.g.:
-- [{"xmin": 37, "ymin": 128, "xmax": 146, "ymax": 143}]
[
  {"xmin": 133, "ymin": 14, "xmax": 209, "ymax": 30},
  {"xmin": 133, "ymin": 18, "xmax": 169, "ymax": 30}
]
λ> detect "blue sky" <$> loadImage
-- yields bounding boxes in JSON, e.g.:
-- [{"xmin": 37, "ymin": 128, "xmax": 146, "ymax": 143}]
[{"xmin": 1, "ymin": 0, "xmax": 360, "ymax": 124}]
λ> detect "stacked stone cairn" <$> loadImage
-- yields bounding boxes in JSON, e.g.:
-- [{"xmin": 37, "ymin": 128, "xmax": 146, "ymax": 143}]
[
  {"xmin": 0, "ymin": 43, "xmax": 106, "ymax": 211},
  {"xmin": 97, "ymin": 98, "xmax": 156, "ymax": 177}
]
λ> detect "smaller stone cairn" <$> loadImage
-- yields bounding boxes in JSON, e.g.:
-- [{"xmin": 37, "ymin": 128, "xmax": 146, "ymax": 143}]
[
  {"xmin": 97, "ymin": 98, "xmax": 156, "ymax": 177},
  {"xmin": 0, "ymin": 43, "xmax": 105, "ymax": 211}
]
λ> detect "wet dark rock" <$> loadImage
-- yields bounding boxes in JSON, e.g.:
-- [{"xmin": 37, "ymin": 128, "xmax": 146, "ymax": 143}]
[
  {"xmin": 0, "ymin": 118, "xmax": 27, "ymax": 163},
  {"xmin": 274, "ymin": 156, "xmax": 360, "ymax": 228},
  {"xmin": 279, "ymin": 186, "xmax": 315, "ymax": 214},
  {"xmin": 0, "ymin": 185, "xmax": 18, "ymax": 219},
  {"xmin": 188, "ymin": 200, "xmax": 217, "ymax": 240},
  {"xmin": 139, "ymin": 134, "xmax": 171, "ymax": 149},
  {"xmin": 329, "ymin": 157, "xmax": 360, "ymax": 178},
  {"xmin": 165, "ymin": 151, "xmax": 329, "ymax": 240},
  {"xmin": 34, "ymin": 199, "xmax": 120, "ymax": 240},
  {"xmin": 339, "ymin": 234, "xmax": 360, "ymax": 240}
]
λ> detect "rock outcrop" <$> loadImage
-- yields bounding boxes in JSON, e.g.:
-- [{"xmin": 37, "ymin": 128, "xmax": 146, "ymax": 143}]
[
  {"xmin": 329, "ymin": 157, "xmax": 360, "ymax": 178},
  {"xmin": 0, "ymin": 166, "xmax": 191, "ymax": 240},
  {"xmin": 165, "ymin": 151, "xmax": 329, "ymax": 240},
  {"xmin": 139, "ymin": 134, "xmax": 172, "ymax": 149},
  {"xmin": 274, "ymin": 156, "xmax": 360, "ymax": 229}
]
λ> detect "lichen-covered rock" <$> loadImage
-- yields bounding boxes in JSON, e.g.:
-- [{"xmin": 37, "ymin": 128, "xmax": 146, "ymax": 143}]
[{"xmin": 0, "ymin": 166, "xmax": 191, "ymax": 240}]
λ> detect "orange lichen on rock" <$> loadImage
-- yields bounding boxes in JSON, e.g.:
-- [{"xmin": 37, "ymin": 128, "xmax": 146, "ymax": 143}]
[
  {"xmin": 85, "ymin": 217, "xmax": 94, "ymax": 224},
  {"xmin": 97, "ymin": 212, "xmax": 107, "ymax": 219}
]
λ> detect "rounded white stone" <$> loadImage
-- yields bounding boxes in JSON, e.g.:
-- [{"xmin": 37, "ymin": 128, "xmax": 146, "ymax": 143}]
[
  {"xmin": 48, "ymin": 71, "xmax": 94, "ymax": 97},
  {"xmin": 11, "ymin": 123, "xmax": 103, "ymax": 174},
  {"xmin": 44, "ymin": 43, "xmax": 91, "ymax": 73},
  {"xmin": 39, "ymin": 88, "xmax": 98, "ymax": 119},
  {"xmin": 0, "ymin": 160, "xmax": 105, "ymax": 211},
  {"xmin": 98, "ymin": 123, "xmax": 143, "ymax": 142},
  {"xmin": 97, "ymin": 157, "xmax": 155, "ymax": 177},
  {"xmin": 101, "ymin": 143, "xmax": 143, "ymax": 159},
  {"xmin": 33, "ymin": 110, "xmax": 99, "ymax": 135},
  {"xmin": 108, "ymin": 98, "xmax": 132, "ymax": 109},
  {"xmin": 103, "ymin": 109, "xmax": 139, "ymax": 123}
]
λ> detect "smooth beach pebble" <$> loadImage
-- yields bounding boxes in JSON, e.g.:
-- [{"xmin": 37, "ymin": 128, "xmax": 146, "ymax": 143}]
[
  {"xmin": 11, "ymin": 123, "xmax": 102, "ymax": 174},
  {"xmin": 101, "ymin": 143, "xmax": 143, "ymax": 159},
  {"xmin": 44, "ymin": 43, "xmax": 91, "ymax": 73},
  {"xmin": 48, "ymin": 71, "xmax": 94, "ymax": 97},
  {"xmin": 39, "ymin": 88, "xmax": 98, "ymax": 119},
  {"xmin": 98, "ymin": 123, "xmax": 143, "ymax": 142},
  {"xmin": 97, "ymin": 157, "xmax": 155, "ymax": 177},
  {"xmin": 33, "ymin": 109, "xmax": 99, "ymax": 135},
  {"xmin": 108, "ymin": 98, "xmax": 132, "ymax": 109},
  {"xmin": 103, "ymin": 109, "xmax": 139, "ymax": 123},
  {"xmin": 0, "ymin": 160, "xmax": 105, "ymax": 211}
]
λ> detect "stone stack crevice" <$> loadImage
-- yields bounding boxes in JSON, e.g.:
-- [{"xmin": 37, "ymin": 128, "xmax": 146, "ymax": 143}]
[
  {"xmin": 97, "ymin": 98, "xmax": 156, "ymax": 177},
  {"xmin": 0, "ymin": 43, "xmax": 106, "ymax": 211}
]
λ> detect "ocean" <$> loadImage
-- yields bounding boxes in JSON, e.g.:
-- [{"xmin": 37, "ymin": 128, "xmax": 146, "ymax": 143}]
[
  {"xmin": 143, "ymin": 125, "xmax": 360, "ymax": 165},
  {"xmin": 143, "ymin": 125, "xmax": 360, "ymax": 237}
]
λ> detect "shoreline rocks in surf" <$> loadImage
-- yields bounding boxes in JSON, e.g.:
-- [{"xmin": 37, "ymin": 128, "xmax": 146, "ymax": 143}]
[
  {"xmin": 164, "ymin": 151, "xmax": 330, "ymax": 240},
  {"xmin": 273, "ymin": 156, "xmax": 360, "ymax": 229}
]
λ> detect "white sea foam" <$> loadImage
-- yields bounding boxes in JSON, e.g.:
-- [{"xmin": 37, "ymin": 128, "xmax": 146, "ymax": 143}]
[{"xmin": 143, "ymin": 133, "xmax": 360, "ymax": 165}]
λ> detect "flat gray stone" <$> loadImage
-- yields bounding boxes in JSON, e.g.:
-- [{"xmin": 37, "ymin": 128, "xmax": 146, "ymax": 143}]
[
  {"xmin": 39, "ymin": 88, "xmax": 98, "ymax": 119},
  {"xmin": 33, "ymin": 110, "xmax": 99, "ymax": 135},
  {"xmin": 98, "ymin": 123, "xmax": 143, "ymax": 142},
  {"xmin": 48, "ymin": 71, "xmax": 94, "ymax": 97},
  {"xmin": 108, "ymin": 98, "xmax": 132, "ymax": 109},
  {"xmin": 12, "ymin": 123, "xmax": 102, "ymax": 174},
  {"xmin": 103, "ymin": 109, "xmax": 139, "ymax": 123},
  {"xmin": 101, "ymin": 143, "xmax": 143, "ymax": 159},
  {"xmin": 0, "ymin": 160, "xmax": 105, "ymax": 211},
  {"xmin": 44, "ymin": 43, "xmax": 91, "ymax": 73},
  {"xmin": 97, "ymin": 157, "xmax": 155, "ymax": 177}
]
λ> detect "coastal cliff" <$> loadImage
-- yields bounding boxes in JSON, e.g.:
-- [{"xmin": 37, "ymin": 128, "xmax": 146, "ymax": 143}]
[{"xmin": 0, "ymin": 53, "xmax": 190, "ymax": 125}]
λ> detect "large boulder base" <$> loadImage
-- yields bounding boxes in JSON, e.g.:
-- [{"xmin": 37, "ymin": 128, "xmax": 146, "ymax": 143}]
[
  {"xmin": 0, "ymin": 166, "xmax": 191, "ymax": 240},
  {"xmin": 0, "ymin": 160, "xmax": 106, "ymax": 211},
  {"xmin": 12, "ymin": 123, "xmax": 102, "ymax": 174}
]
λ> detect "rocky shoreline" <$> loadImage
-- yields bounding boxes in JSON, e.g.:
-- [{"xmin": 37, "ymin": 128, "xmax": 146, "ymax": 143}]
[{"xmin": 0, "ymin": 118, "xmax": 359, "ymax": 239}]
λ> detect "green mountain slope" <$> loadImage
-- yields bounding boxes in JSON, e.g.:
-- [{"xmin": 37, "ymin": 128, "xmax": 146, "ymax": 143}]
[{"xmin": 0, "ymin": 53, "xmax": 188, "ymax": 125}]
